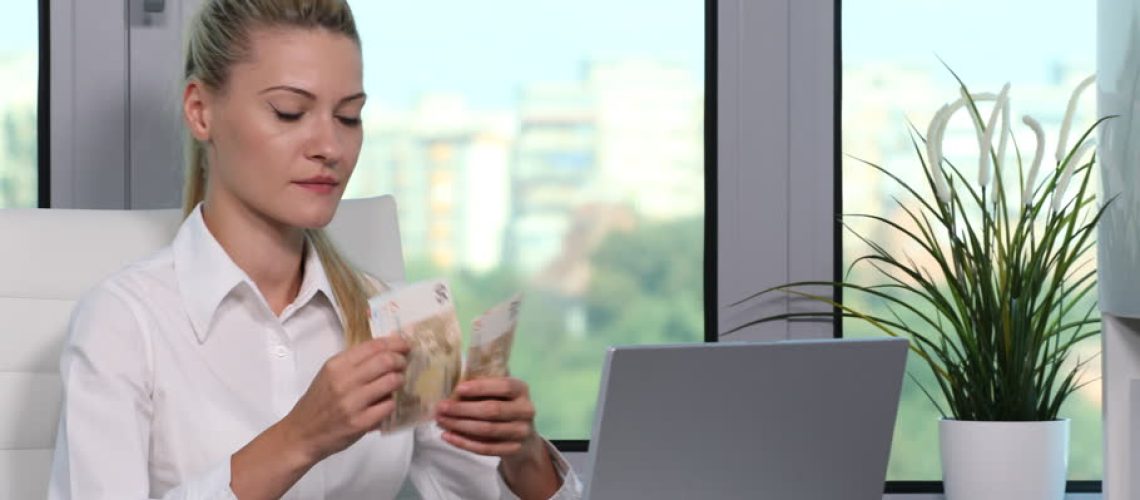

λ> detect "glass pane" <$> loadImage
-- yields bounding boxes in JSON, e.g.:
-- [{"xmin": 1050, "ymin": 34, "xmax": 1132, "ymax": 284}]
[
  {"xmin": 843, "ymin": 0, "xmax": 1098, "ymax": 480},
  {"xmin": 0, "ymin": 2, "xmax": 38, "ymax": 208},
  {"xmin": 346, "ymin": 1, "xmax": 705, "ymax": 439}
]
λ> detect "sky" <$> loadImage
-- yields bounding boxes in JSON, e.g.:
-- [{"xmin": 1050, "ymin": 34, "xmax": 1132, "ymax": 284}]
[
  {"xmin": 348, "ymin": 0, "xmax": 705, "ymax": 108},
  {"xmin": 0, "ymin": 0, "xmax": 1099, "ymax": 107},
  {"xmin": 349, "ymin": 0, "xmax": 1095, "ymax": 107},
  {"xmin": 843, "ymin": 0, "xmax": 1096, "ymax": 86},
  {"xmin": 0, "ymin": 1, "xmax": 706, "ymax": 108},
  {"xmin": 0, "ymin": 3, "xmax": 36, "ymax": 52},
  {"xmin": 0, "ymin": 0, "xmax": 1098, "ymax": 105}
]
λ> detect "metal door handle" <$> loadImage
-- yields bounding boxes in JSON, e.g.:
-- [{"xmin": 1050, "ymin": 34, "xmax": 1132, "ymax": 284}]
[{"xmin": 143, "ymin": 0, "xmax": 165, "ymax": 13}]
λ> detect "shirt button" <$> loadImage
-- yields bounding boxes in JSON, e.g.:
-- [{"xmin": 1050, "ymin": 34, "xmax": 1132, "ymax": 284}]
[{"xmin": 273, "ymin": 345, "xmax": 289, "ymax": 358}]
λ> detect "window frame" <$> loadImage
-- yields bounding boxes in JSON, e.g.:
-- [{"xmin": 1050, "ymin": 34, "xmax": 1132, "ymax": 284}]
[
  {"xmin": 37, "ymin": 0, "xmax": 50, "ymax": 208},
  {"xmin": 49, "ymin": 0, "xmax": 131, "ymax": 209}
]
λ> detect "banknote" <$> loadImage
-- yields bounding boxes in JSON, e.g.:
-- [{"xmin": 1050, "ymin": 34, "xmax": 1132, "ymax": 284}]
[
  {"xmin": 462, "ymin": 294, "xmax": 522, "ymax": 381},
  {"xmin": 368, "ymin": 279, "xmax": 463, "ymax": 433}
]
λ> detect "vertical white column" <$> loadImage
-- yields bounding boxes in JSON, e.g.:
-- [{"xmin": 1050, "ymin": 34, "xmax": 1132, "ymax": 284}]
[
  {"xmin": 716, "ymin": 0, "xmax": 836, "ymax": 342},
  {"xmin": 1097, "ymin": 0, "xmax": 1140, "ymax": 498},
  {"xmin": 50, "ymin": 0, "xmax": 130, "ymax": 209},
  {"xmin": 1101, "ymin": 316, "xmax": 1140, "ymax": 499}
]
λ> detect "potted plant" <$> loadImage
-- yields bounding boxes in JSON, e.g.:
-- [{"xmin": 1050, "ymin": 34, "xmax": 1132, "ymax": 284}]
[{"xmin": 728, "ymin": 72, "xmax": 1108, "ymax": 500}]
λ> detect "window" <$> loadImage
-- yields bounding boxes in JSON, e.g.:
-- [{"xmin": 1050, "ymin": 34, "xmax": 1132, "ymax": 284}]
[
  {"xmin": 842, "ymin": 0, "xmax": 1098, "ymax": 484},
  {"xmin": 0, "ymin": 1, "xmax": 40, "ymax": 208},
  {"xmin": 345, "ymin": 0, "xmax": 706, "ymax": 440}
]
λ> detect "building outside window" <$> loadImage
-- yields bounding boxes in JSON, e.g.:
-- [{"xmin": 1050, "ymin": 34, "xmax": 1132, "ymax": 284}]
[{"xmin": 344, "ymin": 0, "xmax": 706, "ymax": 439}]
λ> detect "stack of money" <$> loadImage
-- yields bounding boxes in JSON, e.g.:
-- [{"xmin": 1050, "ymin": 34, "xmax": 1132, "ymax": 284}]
[
  {"xmin": 368, "ymin": 279, "xmax": 463, "ymax": 433},
  {"xmin": 368, "ymin": 281, "xmax": 522, "ymax": 432}
]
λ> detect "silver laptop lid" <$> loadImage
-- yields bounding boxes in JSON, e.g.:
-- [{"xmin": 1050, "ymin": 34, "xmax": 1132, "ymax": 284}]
[{"xmin": 583, "ymin": 338, "xmax": 907, "ymax": 500}]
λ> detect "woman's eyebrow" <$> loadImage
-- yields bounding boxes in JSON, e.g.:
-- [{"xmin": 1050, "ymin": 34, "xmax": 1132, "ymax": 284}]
[
  {"xmin": 340, "ymin": 92, "xmax": 366, "ymax": 104},
  {"xmin": 259, "ymin": 85, "xmax": 366, "ymax": 104},
  {"xmin": 260, "ymin": 85, "xmax": 316, "ymax": 99}
]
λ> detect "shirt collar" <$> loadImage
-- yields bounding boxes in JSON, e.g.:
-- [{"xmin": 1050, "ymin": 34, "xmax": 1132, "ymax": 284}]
[
  {"xmin": 296, "ymin": 233, "xmax": 339, "ymax": 324},
  {"xmin": 173, "ymin": 204, "xmax": 340, "ymax": 343}
]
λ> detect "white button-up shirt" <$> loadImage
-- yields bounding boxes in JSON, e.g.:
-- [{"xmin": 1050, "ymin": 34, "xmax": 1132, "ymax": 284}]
[{"xmin": 48, "ymin": 206, "xmax": 582, "ymax": 499}]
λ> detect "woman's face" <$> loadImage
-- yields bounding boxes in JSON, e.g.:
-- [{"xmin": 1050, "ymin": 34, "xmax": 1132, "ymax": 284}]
[{"xmin": 185, "ymin": 26, "xmax": 364, "ymax": 229}]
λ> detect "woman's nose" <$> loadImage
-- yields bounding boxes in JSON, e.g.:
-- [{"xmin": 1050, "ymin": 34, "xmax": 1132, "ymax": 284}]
[{"xmin": 306, "ymin": 117, "xmax": 343, "ymax": 166}]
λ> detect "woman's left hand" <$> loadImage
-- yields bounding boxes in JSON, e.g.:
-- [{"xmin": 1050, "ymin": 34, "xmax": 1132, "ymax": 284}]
[
  {"xmin": 435, "ymin": 377, "xmax": 563, "ymax": 498},
  {"xmin": 434, "ymin": 377, "xmax": 542, "ymax": 459}
]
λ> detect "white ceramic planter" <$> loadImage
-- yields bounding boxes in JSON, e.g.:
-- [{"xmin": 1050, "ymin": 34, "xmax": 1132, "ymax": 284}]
[{"xmin": 939, "ymin": 419, "xmax": 1069, "ymax": 500}]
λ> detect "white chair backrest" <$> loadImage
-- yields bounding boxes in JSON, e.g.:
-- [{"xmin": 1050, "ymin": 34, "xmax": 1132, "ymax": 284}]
[{"xmin": 0, "ymin": 195, "xmax": 404, "ymax": 499}]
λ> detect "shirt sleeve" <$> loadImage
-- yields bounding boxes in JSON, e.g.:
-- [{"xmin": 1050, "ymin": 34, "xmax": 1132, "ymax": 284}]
[
  {"xmin": 48, "ymin": 284, "xmax": 238, "ymax": 500},
  {"xmin": 406, "ymin": 422, "xmax": 583, "ymax": 500}
]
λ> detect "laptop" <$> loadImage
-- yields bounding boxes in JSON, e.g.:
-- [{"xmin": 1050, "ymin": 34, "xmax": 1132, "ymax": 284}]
[{"xmin": 581, "ymin": 338, "xmax": 908, "ymax": 500}]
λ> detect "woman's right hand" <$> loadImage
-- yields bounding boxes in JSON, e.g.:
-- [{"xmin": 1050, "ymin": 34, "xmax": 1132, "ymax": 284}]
[
  {"xmin": 281, "ymin": 335, "xmax": 410, "ymax": 463},
  {"xmin": 231, "ymin": 336, "xmax": 408, "ymax": 499}
]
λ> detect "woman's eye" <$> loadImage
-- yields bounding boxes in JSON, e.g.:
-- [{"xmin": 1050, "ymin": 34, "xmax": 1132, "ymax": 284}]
[
  {"xmin": 273, "ymin": 110, "xmax": 303, "ymax": 122},
  {"xmin": 337, "ymin": 116, "xmax": 362, "ymax": 127}
]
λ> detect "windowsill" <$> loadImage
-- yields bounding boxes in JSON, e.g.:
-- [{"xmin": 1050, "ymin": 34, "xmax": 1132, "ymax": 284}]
[
  {"xmin": 883, "ymin": 494, "xmax": 1100, "ymax": 499},
  {"xmin": 565, "ymin": 454, "xmax": 1102, "ymax": 499}
]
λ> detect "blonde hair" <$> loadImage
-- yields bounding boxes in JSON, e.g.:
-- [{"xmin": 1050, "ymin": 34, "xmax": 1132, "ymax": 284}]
[{"xmin": 182, "ymin": 0, "xmax": 374, "ymax": 347}]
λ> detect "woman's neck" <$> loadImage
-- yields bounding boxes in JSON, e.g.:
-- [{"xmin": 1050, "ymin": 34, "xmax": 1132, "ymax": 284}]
[{"xmin": 200, "ymin": 192, "xmax": 305, "ymax": 316}]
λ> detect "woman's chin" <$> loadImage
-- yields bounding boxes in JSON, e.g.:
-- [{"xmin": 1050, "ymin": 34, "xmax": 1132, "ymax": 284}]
[{"xmin": 279, "ymin": 199, "xmax": 340, "ymax": 229}]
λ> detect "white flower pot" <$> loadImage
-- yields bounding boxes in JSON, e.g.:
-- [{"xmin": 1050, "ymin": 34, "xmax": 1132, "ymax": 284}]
[{"xmin": 939, "ymin": 419, "xmax": 1069, "ymax": 500}]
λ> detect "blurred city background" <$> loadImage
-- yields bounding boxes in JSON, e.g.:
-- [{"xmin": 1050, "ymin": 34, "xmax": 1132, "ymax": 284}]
[
  {"xmin": 338, "ymin": 0, "xmax": 707, "ymax": 441},
  {"xmin": 0, "ymin": 2, "xmax": 35, "ymax": 209}
]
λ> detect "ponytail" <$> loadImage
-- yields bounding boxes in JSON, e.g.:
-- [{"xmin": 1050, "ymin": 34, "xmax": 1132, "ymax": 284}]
[
  {"xmin": 306, "ymin": 229, "xmax": 377, "ymax": 346},
  {"xmin": 181, "ymin": 138, "xmax": 208, "ymax": 218}
]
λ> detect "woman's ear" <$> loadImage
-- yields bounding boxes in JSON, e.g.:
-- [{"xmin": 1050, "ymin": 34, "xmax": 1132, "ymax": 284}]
[{"xmin": 183, "ymin": 80, "xmax": 212, "ymax": 142}]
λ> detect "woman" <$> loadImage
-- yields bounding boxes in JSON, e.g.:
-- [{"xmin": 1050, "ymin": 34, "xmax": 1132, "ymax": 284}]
[{"xmin": 48, "ymin": 1, "xmax": 580, "ymax": 498}]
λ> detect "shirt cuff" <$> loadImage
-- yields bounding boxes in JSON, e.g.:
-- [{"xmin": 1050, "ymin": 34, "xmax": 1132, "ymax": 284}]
[
  {"xmin": 497, "ymin": 438, "xmax": 583, "ymax": 500},
  {"xmin": 164, "ymin": 459, "xmax": 239, "ymax": 500}
]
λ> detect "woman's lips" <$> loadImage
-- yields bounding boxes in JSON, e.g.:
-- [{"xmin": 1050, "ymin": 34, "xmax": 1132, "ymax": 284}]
[{"xmin": 293, "ymin": 181, "xmax": 338, "ymax": 194}]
